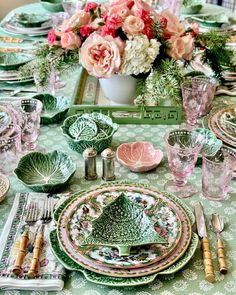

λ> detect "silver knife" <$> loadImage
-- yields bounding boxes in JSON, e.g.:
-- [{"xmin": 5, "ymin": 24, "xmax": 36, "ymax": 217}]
[{"xmin": 195, "ymin": 202, "xmax": 215, "ymax": 283}]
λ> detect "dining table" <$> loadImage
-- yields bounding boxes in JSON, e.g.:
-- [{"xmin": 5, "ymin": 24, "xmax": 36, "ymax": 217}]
[{"xmin": 0, "ymin": 2, "xmax": 236, "ymax": 295}]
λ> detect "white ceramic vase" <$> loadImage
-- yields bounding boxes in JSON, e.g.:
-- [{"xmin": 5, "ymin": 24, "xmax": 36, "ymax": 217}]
[{"xmin": 99, "ymin": 75, "xmax": 137, "ymax": 105}]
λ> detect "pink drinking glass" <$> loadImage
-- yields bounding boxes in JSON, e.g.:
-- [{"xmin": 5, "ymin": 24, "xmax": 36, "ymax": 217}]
[
  {"xmin": 21, "ymin": 99, "xmax": 43, "ymax": 151},
  {"xmin": 191, "ymin": 77, "xmax": 216, "ymax": 116},
  {"xmin": 181, "ymin": 79, "xmax": 209, "ymax": 128},
  {"xmin": 0, "ymin": 124, "xmax": 22, "ymax": 176},
  {"xmin": 202, "ymin": 147, "xmax": 236, "ymax": 201},
  {"xmin": 164, "ymin": 129, "xmax": 204, "ymax": 198}
]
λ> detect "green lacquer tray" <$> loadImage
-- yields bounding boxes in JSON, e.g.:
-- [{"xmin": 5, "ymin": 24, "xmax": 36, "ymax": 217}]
[
  {"xmin": 50, "ymin": 230, "xmax": 198, "ymax": 287},
  {"xmin": 70, "ymin": 69, "xmax": 182, "ymax": 125}
]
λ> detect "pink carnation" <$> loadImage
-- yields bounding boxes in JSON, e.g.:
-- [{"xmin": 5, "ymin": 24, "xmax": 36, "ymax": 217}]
[
  {"xmin": 100, "ymin": 25, "xmax": 116, "ymax": 37},
  {"xmin": 143, "ymin": 24, "xmax": 154, "ymax": 39},
  {"xmin": 61, "ymin": 31, "xmax": 81, "ymax": 50},
  {"xmin": 106, "ymin": 13, "xmax": 123, "ymax": 30},
  {"xmin": 84, "ymin": 2, "xmax": 98, "ymax": 12},
  {"xmin": 134, "ymin": 9, "xmax": 153, "ymax": 25},
  {"xmin": 80, "ymin": 25, "xmax": 93, "ymax": 37},
  {"xmin": 48, "ymin": 29, "xmax": 56, "ymax": 46},
  {"xmin": 191, "ymin": 22, "xmax": 199, "ymax": 37}
]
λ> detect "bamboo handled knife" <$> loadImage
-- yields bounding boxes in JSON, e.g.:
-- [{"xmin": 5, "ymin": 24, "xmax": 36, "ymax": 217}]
[{"xmin": 195, "ymin": 202, "xmax": 215, "ymax": 283}]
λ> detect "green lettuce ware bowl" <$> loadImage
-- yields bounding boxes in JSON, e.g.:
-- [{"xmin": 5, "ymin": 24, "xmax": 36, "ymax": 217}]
[
  {"xmin": 181, "ymin": 4, "xmax": 203, "ymax": 14},
  {"xmin": 32, "ymin": 94, "xmax": 70, "ymax": 124},
  {"xmin": 14, "ymin": 151, "xmax": 76, "ymax": 192},
  {"xmin": 61, "ymin": 113, "xmax": 119, "ymax": 154},
  {"xmin": 0, "ymin": 52, "xmax": 32, "ymax": 70},
  {"xmin": 40, "ymin": 0, "xmax": 64, "ymax": 12}
]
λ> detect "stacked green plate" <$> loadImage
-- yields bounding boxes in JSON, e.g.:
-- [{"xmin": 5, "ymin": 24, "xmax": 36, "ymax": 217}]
[{"xmin": 50, "ymin": 182, "xmax": 199, "ymax": 287}]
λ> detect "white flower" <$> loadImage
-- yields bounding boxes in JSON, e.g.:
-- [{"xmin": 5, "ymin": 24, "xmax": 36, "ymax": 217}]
[
  {"xmin": 172, "ymin": 280, "xmax": 188, "ymax": 291},
  {"xmin": 149, "ymin": 280, "xmax": 163, "ymax": 290},
  {"xmin": 199, "ymin": 280, "xmax": 214, "ymax": 291},
  {"xmin": 83, "ymin": 291, "xmax": 101, "ymax": 295},
  {"xmin": 224, "ymin": 282, "xmax": 236, "ymax": 293},
  {"xmin": 182, "ymin": 269, "xmax": 198, "ymax": 281},
  {"xmin": 71, "ymin": 277, "xmax": 87, "ymax": 288},
  {"xmin": 120, "ymin": 35, "xmax": 160, "ymax": 76},
  {"xmin": 108, "ymin": 291, "xmax": 123, "ymax": 295}
]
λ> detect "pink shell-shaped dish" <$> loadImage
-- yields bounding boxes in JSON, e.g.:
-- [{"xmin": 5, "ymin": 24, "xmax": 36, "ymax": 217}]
[{"xmin": 116, "ymin": 141, "xmax": 163, "ymax": 173}]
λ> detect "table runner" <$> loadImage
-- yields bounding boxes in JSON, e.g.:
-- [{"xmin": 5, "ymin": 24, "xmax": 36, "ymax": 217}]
[{"xmin": 0, "ymin": 2, "xmax": 236, "ymax": 295}]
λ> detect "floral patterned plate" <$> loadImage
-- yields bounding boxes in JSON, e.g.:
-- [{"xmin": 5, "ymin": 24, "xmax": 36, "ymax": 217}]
[
  {"xmin": 50, "ymin": 230, "xmax": 199, "ymax": 287},
  {"xmin": 55, "ymin": 182, "xmax": 193, "ymax": 277},
  {"xmin": 216, "ymin": 105, "xmax": 236, "ymax": 141},
  {"xmin": 209, "ymin": 111, "xmax": 236, "ymax": 148}
]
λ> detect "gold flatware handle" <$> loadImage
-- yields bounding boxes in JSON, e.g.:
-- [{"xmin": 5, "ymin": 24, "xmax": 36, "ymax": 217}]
[
  {"xmin": 28, "ymin": 227, "xmax": 44, "ymax": 278},
  {"xmin": 217, "ymin": 238, "xmax": 227, "ymax": 274},
  {"xmin": 202, "ymin": 237, "xmax": 215, "ymax": 283},
  {"xmin": 12, "ymin": 229, "xmax": 29, "ymax": 276},
  {"xmin": 0, "ymin": 48, "xmax": 23, "ymax": 53},
  {"xmin": 0, "ymin": 36, "xmax": 23, "ymax": 43}
]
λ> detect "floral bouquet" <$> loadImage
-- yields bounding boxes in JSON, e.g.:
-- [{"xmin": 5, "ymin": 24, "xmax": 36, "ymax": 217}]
[{"xmin": 21, "ymin": 0, "xmax": 235, "ymax": 105}]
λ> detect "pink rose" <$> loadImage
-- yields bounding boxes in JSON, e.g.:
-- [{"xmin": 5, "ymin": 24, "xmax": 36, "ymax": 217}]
[
  {"xmin": 191, "ymin": 22, "xmax": 199, "ymax": 37},
  {"xmin": 80, "ymin": 25, "xmax": 93, "ymax": 37},
  {"xmin": 132, "ymin": 0, "xmax": 153, "ymax": 13},
  {"xmin": 160, "ymin": 10, "xmax": 185, "ymax": 37},
  {"xmin": 48, "ymin": 29, "xmax": 56, "ymax": 46},
  {"xmin": 122, "ymin": 15, "xmax": 145, "ymax": 35},
  {"xmin": 109, "ymin": 0, "xmax": 130, "ymax": 20},
  {"xmin": 100, "ymin": 25, "xmax": 116, "ymax": 37},
  {"xmin": 61, "ymin": 31, "xmax": 81, "ymax": 49},
  {"xmin": 84, "ymin": 2, "xmax": 98, "ymax": 12},
  {"xmin": 106, "ymin": 13, "xmax": 123, "ymax": 30},
  {"xmin": 67, "ymin": 10, "xmax": 90, "ymax": 27},
  {"xmin": 167, "ymin": 35, "xmax": 194, "ymax": 60},
  {"xmin": 79, "ymin": 32, "xmax": 124, "ymax": 78}
]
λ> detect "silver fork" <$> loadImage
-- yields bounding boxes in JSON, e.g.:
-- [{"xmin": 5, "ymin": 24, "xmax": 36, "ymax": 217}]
[
  {"xmin": 12, "ymin": 201, "xmax": 38, "ymax": 275},
  {"xmin": 28, "ymin": 196, "xmax": 54, "ymax": 278}
]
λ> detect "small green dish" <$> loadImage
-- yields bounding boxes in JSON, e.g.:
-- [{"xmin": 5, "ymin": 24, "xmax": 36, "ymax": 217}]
[
  {"xmin": 40, "ymin": 0, "xmax": 64, "ymax": 12},
  {"xmin": 61, "ymin": 113, "xmax": 119, "ymax": 154},
  {"xmin": 32, "ymin": 94, "xmax": 70, "ymax": 124},
  {"xmin": 190, "ymin": 14, "xmax": 229, "ymax": 28},
  {"xmin": 14, "ymin": 151, "xmax": 76, "ymax": 193},
  {"xmin": 14, "ymin": 13, "xmax": 50, "ymax": 28},
  {"xmin": 0, "ymin": 53, "xmax": 32, "ymax": 71}
]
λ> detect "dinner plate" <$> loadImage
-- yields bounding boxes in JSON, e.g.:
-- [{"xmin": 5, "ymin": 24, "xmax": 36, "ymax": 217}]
[
  {"xmin": 208, "ymin": 112, "xmax": 236, "ymax": 148},
  {"xmin": 50, "ymin": 229, "xmax": 199, "ymax": 287},
  {"xmin": 13, "ymin": 13, "xmax": 50, "ymax": 28},
  {"xmin": 216, "ymin": 105, "xmax": 236, "ymax": 140},
  {"xmin": 0, "ymin": 53, "xmax": 32, "ymax": 71},
  {"xmin": 61, "ymin": 194, "xmax": 182, "ymax": 269},
  {"xmin": 55, "ymin": 183, "xmax": 193, "ymax": 278}
]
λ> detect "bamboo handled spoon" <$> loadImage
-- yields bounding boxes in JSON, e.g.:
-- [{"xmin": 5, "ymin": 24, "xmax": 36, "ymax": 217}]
[{"xmin": 210, "ymin": 213, "xmax": 227, "ymax": 274}]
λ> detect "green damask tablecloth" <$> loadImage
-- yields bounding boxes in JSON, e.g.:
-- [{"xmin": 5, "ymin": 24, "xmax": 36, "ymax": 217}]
[{"xmin": 1, "ymin": 3, "xmax": 236, "ymax": 295}]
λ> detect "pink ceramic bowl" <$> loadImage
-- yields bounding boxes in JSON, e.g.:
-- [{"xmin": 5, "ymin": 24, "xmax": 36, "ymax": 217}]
[{"xmin": 116, "ymin": 141, "xmax": 163, "ymax": 173}]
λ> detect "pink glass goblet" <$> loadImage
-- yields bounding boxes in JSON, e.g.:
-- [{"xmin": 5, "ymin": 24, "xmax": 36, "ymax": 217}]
[
  {"xmin": 62, "ymin": 0, "xmax": 83, "ymax": 16},
  {"xmin": 191, "ymin": 77, "xmax": 216, "ymax": 116},
  {"xmin": 181, "ymin": 79, "xmax": 208, "ymax": 128},
  {"xmin": 202, "ymin": 147, "xmax": 236, "ymax": 201},
  {"xmin": 164, "ymin": 129, "xmax": 204, "ymax": 198},
  {"xmin": 21, "ymin": 99, "xmax": 43, "ymax": 151},
  {"xmin": 0, "ymin": 124, "xmax": 22, "ymax": 176}
]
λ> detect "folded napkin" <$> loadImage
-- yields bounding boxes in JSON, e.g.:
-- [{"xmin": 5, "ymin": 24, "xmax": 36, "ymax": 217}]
[{"xmin": 0, "ymin": 192, "xmax": 67, "ymax": 291}]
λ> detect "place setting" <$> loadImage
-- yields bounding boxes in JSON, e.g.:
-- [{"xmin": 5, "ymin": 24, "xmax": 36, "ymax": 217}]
[{"xmin": 1, "ymin": 12, "xmax": 52, "ymax": 37}]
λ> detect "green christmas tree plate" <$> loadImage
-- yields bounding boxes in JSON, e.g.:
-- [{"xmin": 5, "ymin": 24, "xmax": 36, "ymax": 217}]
[
  {"xmin": 82, "ymin": 193, "xmax": 166, "ymax": 256},
  {"xmin": 55, "ymin": 182, "xmax": 193, "ymax": 277},
  {"xmin": 49, "ymin": 230, "xmax": 198, "ymax": 287}
]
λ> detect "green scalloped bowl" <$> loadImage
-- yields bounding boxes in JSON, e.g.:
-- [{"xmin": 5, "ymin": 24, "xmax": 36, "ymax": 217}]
[
  {"xmin": 40, "ymin": 0, "xmax": 64, "ymax": 12},
  {"xmin": 14, "ymin": 151, "xmax": 76, "ymax": 192},
  {"xmin": 32, "ymin": 94, "xmax": 70, "ymax": 124},
  {"xmin": 61, "ymin": 113, "xmax": 119, "ymax": 154},
  {"xmin": 0, "ymin": 52, "xmax": 32, "ymax": 70}
]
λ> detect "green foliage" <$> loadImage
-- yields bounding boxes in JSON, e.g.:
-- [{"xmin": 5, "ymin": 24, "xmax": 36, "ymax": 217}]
[
  {"xmin": 135, "ymin": 60, "xmax": 183, "ymax": 106},
  {"xmin": 197, "ymin": 31, "xmax": 236, "ymax": 80},
  {"xmin": 19, "ymin": 43, "xmax": 80, "ymax": 88}
]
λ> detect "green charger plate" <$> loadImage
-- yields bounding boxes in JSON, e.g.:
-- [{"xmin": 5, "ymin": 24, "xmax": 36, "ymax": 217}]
[
  {"xmin": 50, "ymin": 230, "xmax": 199, "ymax": 287},
  {"xmin": 0, "ymin": 52, "xmax": 32, "ymax": 70},
  {"xmin": 14, "ymin": 13, "xmax": 50, "ymax": 28}
]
